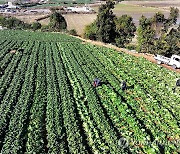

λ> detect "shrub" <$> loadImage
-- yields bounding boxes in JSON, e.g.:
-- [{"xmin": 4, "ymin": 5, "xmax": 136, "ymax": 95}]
[
  {"xmin": 32, "ymin": 22, "xmax": 42, "ymax": 31},
  {"xmin": 83, "ymin": 22, "xmax": 97, "ymax": 40},
  {"xmin": 69, "ymin": 29, "xmax": 78, "ymax": 36},
  {"xmin": 49, "ymin": 12, "xmax": 67, "ymax": 32}
]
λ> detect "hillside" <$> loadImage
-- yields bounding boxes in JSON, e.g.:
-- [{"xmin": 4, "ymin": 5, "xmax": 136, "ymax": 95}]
[{"xmin": 0, "ymin": 30, "xmax": 179, "ymax": 153}]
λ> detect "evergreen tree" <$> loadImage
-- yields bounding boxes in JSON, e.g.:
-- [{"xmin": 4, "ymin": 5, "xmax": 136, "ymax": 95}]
[
  {"xmin": 163, "ymin": 28, "xmax": 180, "ymax": 57},
  {"xmin": 137, "ymin": 15, "xmax": 155, "ymax": 53},
  {"xmin": 168, "ymin": 7, "xmax": 179, "ymax": 25},
  {"xmin": 95, "ymin": 0, "xmax": 116, "ymax": 43},
  {"xmin": 115, "ymin": 15, "xmax": 136, "ymax": 47}
]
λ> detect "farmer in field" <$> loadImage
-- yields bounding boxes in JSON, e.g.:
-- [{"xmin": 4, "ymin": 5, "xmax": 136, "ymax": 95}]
[
  {"xmin": 121, "ymin": 80, "xmax": 127, "ymax": 91},
  {"xmin": 173, "ymin": 79, "xmax": 180, "ymax": 92},
  {"xmin": 93, "ymin": 78, "xmax": 101, "ymax": 87}
]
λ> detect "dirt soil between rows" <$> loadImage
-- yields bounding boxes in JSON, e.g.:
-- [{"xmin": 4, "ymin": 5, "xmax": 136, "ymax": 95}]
[{"xmin": 74, "ymin": 36, "xmax": 180, "ymax": 74}]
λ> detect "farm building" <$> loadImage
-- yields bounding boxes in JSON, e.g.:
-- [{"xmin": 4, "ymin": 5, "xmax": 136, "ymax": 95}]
[
  {"xmin": 66, "ymin": 6, "xmax": 94, "ymax": 13},
  {"xmin": 6, "ymin": 2, "xmax": 19, "ymax": 9}
]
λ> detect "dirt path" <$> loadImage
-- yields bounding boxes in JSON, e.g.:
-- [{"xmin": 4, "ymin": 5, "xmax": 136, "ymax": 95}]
[{"xmin": 74, "ymin": 36, "xmax": 180, "ymax": 73}]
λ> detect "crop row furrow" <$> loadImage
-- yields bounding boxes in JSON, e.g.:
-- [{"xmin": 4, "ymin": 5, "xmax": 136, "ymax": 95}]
[
  {"xmin": 0, "ymin": 40, "xmax": 17, "ymax": 61},
  {"xmin": 45, "ymin": 43, "xmax": 68, "ymax": 154},
  {"xmin": 51, "ymin": 43, "xmax": 89, "ymax": 154},
  {"xmin": 25, "ymin": 43, "xmax": 48, "ymax": 154},
  {"xmin": 0, "ymin": 42, "xmax": 39, "ymax": 154},
  {"xmin": 58, "ymin": 43, "xmax": 106, "ymax": 153},
  {"xmin": 0, "ymin": 41, "xmax": 28, "ymax": 102},
  {"xmin": 0, "ymin": 41, "xmax": 34, "ymax": 151},
  {"xmin": 58, "ymin": 42, "xmax": 125, "ymax": 154}
]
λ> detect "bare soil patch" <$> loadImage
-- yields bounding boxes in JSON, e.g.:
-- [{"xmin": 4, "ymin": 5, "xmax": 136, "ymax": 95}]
[
  {"xmin": 63, "ymin": 14, "xmax": 97, "ymax": 35},
  {"xmin": 14, "ymin": 14, "xmax": 49, "ymax": 24}
]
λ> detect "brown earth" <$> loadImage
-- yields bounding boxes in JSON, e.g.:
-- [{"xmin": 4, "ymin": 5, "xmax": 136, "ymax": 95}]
[
  {"xmin": 13, "ymin": 14, "xmax": 50, "ymax": 24},
  {"xmin": 73, "ymin": 36, "xmax": 180, "ymax": 73},
  {"xmin": 39, "ymin": 14, "xmax": 97, "ymax": 35}
]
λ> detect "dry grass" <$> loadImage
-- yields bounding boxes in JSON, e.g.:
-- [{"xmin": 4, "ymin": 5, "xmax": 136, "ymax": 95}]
[
  {"xmin": 14, "ymin": 13, "xmax": 96, "ymax": 35},
  {"xmin": 14, "ymin": 14, "xmax": 49, "ymax": 24},
  {"xmin": 63, "ymin": 14, "xmax": 96, "ymax": 35},
  {"xmin": 39, "ymin": 14, "xmax": 97, "ymax": 35}
]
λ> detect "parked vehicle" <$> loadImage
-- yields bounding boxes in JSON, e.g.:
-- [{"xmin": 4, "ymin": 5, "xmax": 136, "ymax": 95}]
[{"xmin": 154, "ymin": 54, "xmax": 180, "ymax": 69}]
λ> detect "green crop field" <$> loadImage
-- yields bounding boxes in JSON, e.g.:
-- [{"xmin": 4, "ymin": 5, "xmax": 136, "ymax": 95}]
[
  {"xmin": 0, "ymin": 30, "xmax": 179, "ymax": 153},
  {"xmin": 114, "ymin": 3, "xmax": 162, "ymax": 13},
  {"xmin": 28, "ymin": 0, "xmax": 95, "ymax": 8},
  {"xmin": 0, "ymin": 0, "xmax": 6, "ymax": 4}
]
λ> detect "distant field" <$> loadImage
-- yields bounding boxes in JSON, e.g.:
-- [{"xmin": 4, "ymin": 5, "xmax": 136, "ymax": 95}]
[
  {"xmin": 115, "ymin": 1, "xmax": 180, "ymax": 24},
  {"xmin": 92, "ymin": 3, "xmax": 169, "ymax": 25},
  {"xmin": 39, "ymin": 14, "xmax": 97, "ymax": 35},
  {"xmin": 114, "ymin": 3, "xmax": 162, "ymax": 13},
  {"xmin": 121, "ymin": 0, "xmax": 180, "ymax": 10},
  {"xmin": 14, "ymin": 0, "xmax": 180, "ymax": 34},
  {"xmin": 63, "ymin": 14, "xmax": 96, "ymax": 35},
  {"xmin": 28, "ymin": 0, "xmax": 95, "ymax": 8},
  {"xmin": 14, "ymin": 13, "xmax": 96, "ymax": 35},
  {"xmin": 0, "ymin": 0, "xmax": 6, "ymax": 4}
]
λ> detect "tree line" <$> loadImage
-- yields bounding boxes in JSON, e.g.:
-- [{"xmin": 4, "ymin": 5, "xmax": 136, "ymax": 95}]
[
  {"xmin": 84, "ymin": 1, "xmax": 180, "ymax": 57},
  {"xmin": 0, "ymin": 11, "xmax": 67, "ymax": 32}
]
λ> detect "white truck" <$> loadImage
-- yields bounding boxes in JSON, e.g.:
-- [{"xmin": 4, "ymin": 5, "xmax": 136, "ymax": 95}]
[{"xmin": 154, "ymin": 54, "xmax": 180, "ymax": 69}]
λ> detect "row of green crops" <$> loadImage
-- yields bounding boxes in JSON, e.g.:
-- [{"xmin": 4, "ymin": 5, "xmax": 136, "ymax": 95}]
[
  {"xmin": 0, "ymin": 30, "xmax": 179, "ymax": 153},
  {"xmin": 0, "ymin": 30, "xmax": 81, "ymax": 42},
  {"xmin": 65, "ymin": 42, "xmax": 179, "ymax": 153}
]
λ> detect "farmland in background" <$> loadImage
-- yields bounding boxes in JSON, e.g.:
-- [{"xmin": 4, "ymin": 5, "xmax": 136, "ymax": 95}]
[
  {"xmin": 92, "ymin": 1, "xmax": 179, "ymax": 25},
  {"xmin": 25, "ymin": 0, "xmax": 95, "ymax": 8},
  {"xmin": 12, "ymin": 0, "xmax": 180, "ymax": 35},
  {"xmin": 118, "ymin": 0, "xmax": 180, "ymax": 24},
  {"xmin": 0, "ymin": 30, "xmax": 179, "ymax": 153},
  {"xmin": 13, "ymin": 14, "xmax": 96, "ymax": 35},
  {"xmin": 0, "ymin": 0, "xmax": 6, "ymax": 4}
]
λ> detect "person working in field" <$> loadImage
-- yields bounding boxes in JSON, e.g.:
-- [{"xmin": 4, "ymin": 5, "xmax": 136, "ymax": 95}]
[
  {"xmin": 121, "ymin": 80, "xmax": 127, "ymax": 91},
  {"xmin": 173, "ymin": 79, "xmax": 180, "ymax": 92},
  {"xmin": 93, "ymin": 78, "xmax": 128, "ymax": 91},
  {"xmin": 93, "ymin": 78, "xmax": 101, "ymax": 87}
]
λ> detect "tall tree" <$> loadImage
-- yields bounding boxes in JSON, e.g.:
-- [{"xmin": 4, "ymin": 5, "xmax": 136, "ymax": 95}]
[
  {"xmin": 95, "ymin": 0, "xmax": 116, "ymax": 43},
  {"xmin": 151, "ymin": 12, "xmax": 165, "ymax": 38},
  {"xmin": 163, "ymin": 28, "xmax": 180, "ymax": 57},
  {"xmin": 137, "ymin": 15, "xmax": 155, "ymax": 53},
  {"xmin": 168, "ymin": 7, "xmax": 179, "ymax": 25},
  {"xmin": 114, "ymin": 15, "xmax": 136, "ymax": 47}
]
